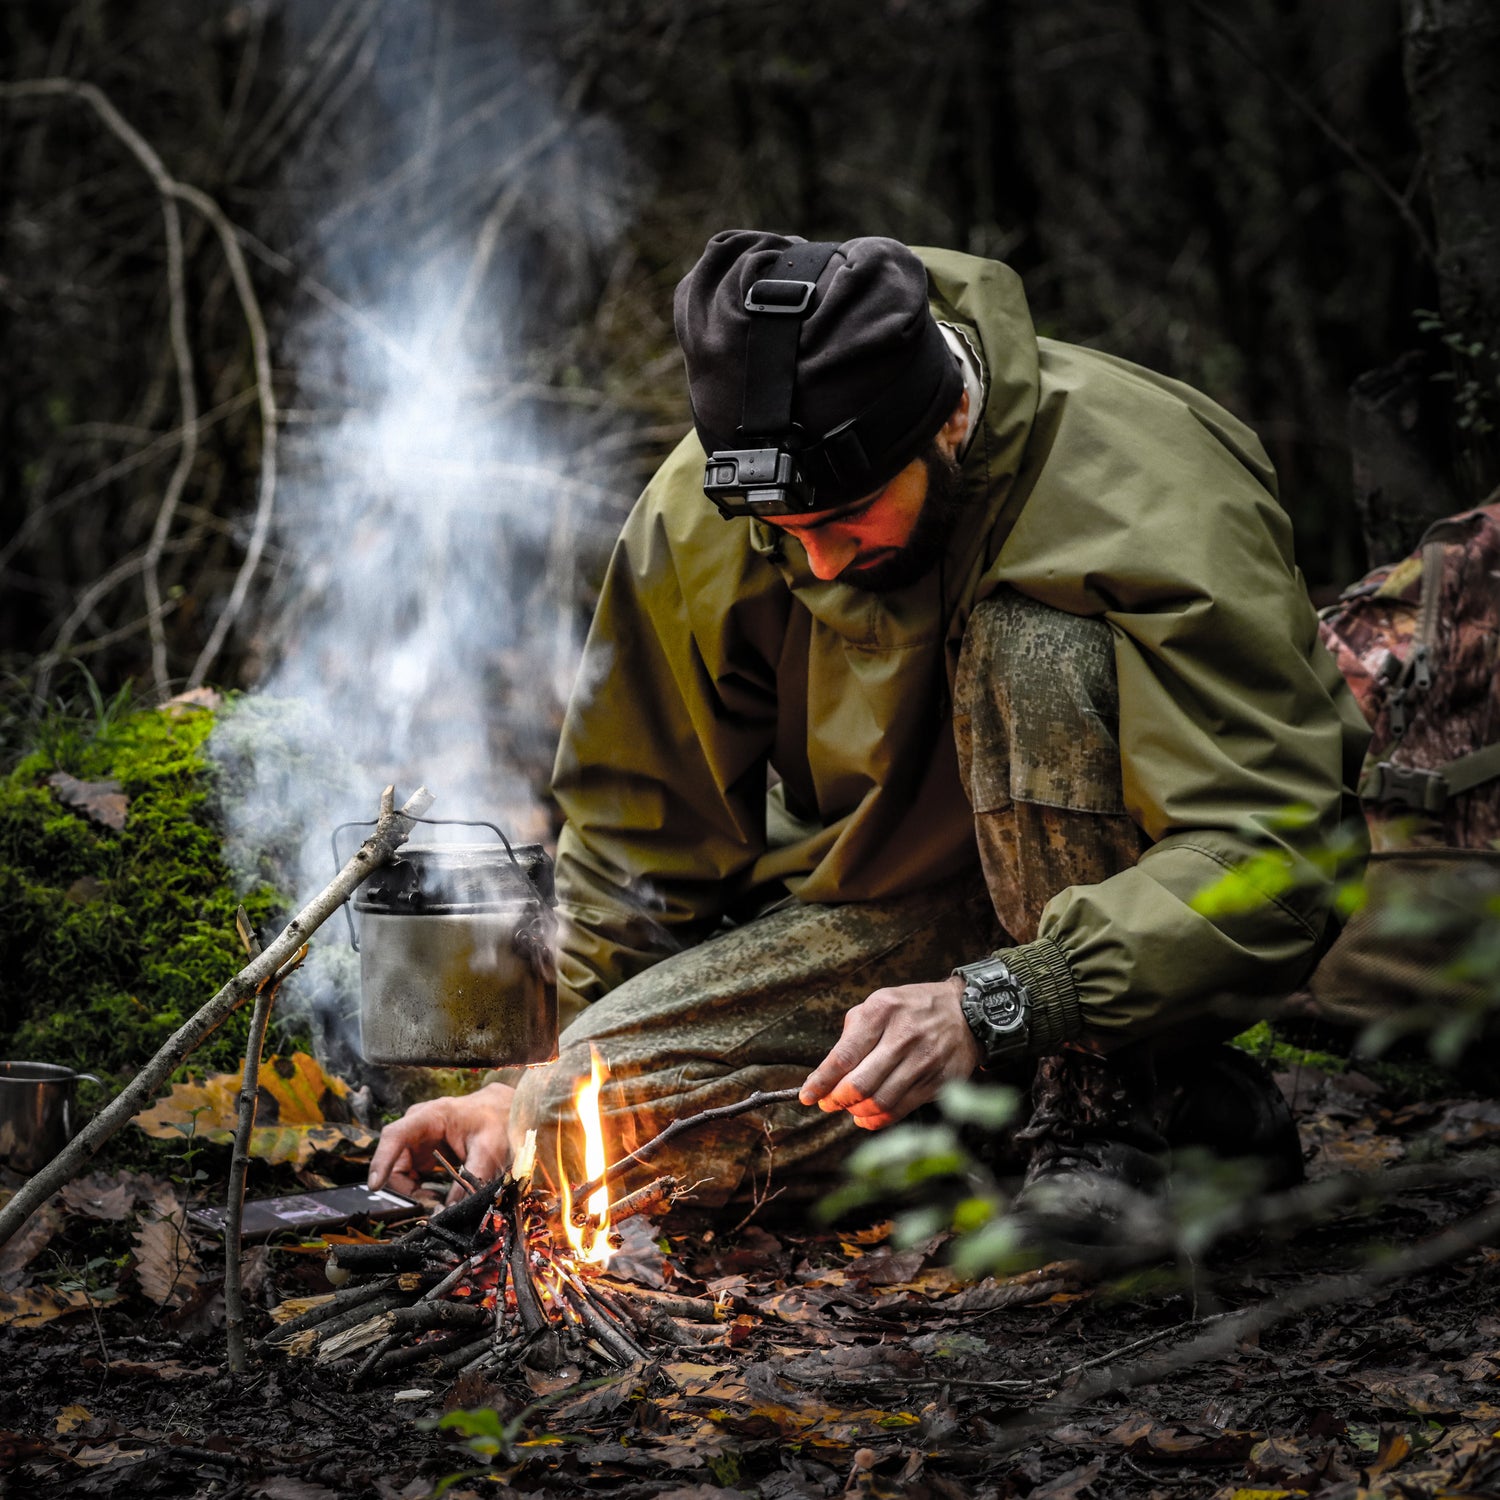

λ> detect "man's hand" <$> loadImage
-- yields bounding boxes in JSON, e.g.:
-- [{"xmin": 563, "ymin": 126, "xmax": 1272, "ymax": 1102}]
[
  {"xmin": 367, "ymin": 1081, "xmax": 515, "ymax": 1203},
  {"xmin": 799, "ymin": 977, "xmax": 981, "ymax": 1129}
]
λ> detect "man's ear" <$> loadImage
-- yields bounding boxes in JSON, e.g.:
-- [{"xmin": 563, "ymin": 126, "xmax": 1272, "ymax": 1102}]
[{"xmin": 935, "ymin": 389, "xmax": 970, "ymax": 459}]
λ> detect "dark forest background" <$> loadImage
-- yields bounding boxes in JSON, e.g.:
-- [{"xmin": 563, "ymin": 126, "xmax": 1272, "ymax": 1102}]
[{"xmin": 3, "ymin": 0, "xmax": 1498, "ymax": 710}]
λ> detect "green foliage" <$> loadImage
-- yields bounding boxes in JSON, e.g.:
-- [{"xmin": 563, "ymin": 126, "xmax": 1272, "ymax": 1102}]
[
  {"xmin": 0, "ymin": 692, "xmax": 307, "ymax": 1091},
  {"xmin": 1416, "ymin": 308, "xmax": 1500, "ymax": 438},
  {"xmin": 817, "ymin": 1080, "xmax": 1019, "ymax": 1256}
]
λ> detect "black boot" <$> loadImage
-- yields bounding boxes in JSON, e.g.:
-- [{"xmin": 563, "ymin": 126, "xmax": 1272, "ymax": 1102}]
[
  {"xmin": 1158, "ymin": 1044, "xmax": 1305, "ymax": 1190},
  {"xmin": 1008, "ymin": 1049, "xmax": 1170, "ymax": 1261}
]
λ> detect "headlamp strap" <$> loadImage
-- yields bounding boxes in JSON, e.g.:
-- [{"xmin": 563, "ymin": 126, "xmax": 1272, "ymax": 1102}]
[{"xmin": 739, "ymin": 241, "xmax": 841, "ymax": 443}]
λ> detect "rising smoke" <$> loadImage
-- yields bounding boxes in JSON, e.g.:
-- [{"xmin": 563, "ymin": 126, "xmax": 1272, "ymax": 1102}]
[{"xmin": 213, "ymin": 2, "xmax": 636, "ymax": 1061}]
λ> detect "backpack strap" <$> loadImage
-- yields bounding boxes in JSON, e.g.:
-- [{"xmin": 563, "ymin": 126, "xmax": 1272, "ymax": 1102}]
[
  {"xmin": 1384, "ymin": 536, "xmax": 1445, "ymax": 739},
  {"xmin": 1361, "ymin": 739, "xmax": 1500, "ymax": 814}
]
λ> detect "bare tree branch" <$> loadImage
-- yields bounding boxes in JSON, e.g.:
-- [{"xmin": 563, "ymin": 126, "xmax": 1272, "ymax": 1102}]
[{"xmin": 2, "ymin": 78, "xmax": 280, "ymax": 694}]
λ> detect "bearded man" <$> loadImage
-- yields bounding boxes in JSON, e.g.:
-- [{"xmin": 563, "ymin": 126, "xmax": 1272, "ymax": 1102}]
[{"xmin": 370, "ymin": 232, "xmax": 1368, "ymax": 1253}]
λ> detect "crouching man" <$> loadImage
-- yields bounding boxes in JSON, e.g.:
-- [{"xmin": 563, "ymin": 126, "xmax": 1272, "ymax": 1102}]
[{"xmin": 370, "ymin": 231, "xmax": 1368, "ymax": 1254}]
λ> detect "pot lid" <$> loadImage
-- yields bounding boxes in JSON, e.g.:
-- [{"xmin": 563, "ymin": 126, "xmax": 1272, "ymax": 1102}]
[{"xmin": 353, "ymin": 842, "xmax": 554, "ymax": 914}]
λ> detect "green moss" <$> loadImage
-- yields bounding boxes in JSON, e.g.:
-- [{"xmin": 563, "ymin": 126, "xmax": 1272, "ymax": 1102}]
[
  {"xmin": 1232, "ymin": 1019, "xmax": 1350, "ymax": 1075},
  {"xmin": 0, "ymin": 697, "xmax": 309, "ymax": 1090}
]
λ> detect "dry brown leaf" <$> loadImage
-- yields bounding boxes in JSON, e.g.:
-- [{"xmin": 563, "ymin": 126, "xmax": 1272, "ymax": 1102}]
[
  {"xmin": 0, "ymin": 1203, "xmax": 62, "ymax": 1278},
  {"xmin": 132, "ymin": 1053, "xmax": 375, "ymax": 1166},
  {"xmin": 161, "ymin": 687, "xmax": 222, "ymax": 717},
  {"xmin": 47, "ymin": 771, "xmax": 128, "ymax": 830},
  {"xmin": 252, "ymin": 1479, "xmax": 342, "ymax": 1500},
  {"xmin": 1344, "ymin": 1368, "xmax": 1462, "ymax": 1415},
  {"xmin": 61, "ymin": 1175, "xmax": 135, "ymax": 1222},
  {"xmin": 71, "ymin": 1442, "xmax": 141, "ymax": 1468},
  {"xmin": 1365, "ymin": 1426, "xmax": 1412, "ymax": 1480},
  {"xmin": 0, "ymin": 1284, "xmax": 93, "ymax": 1327},
  {"xmin": 101, "ymin": 1359, "xmax": 218, "ymax": 1381},
  {"xmin": 132, "ymin": 1193, "xmax": 201, "ymax": 1308},
  {"xmin": 53, "ymin": 1405, "xmax": 92, "ymax": 1434}
]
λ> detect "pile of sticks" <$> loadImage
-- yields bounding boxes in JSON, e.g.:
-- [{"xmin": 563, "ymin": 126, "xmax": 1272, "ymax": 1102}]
[{"xmin": 263, "ymin": 1167, "xmax": 720, "ymax": 1385}]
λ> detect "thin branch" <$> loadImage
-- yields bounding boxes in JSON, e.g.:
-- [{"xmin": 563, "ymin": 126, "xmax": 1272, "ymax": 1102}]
[
  {"xmin": 225, "ymin": 923, "xmax": 307, "ymax": 1375},
  {"xmin": 0, "ymin": 79, "xmax": 279, "ymax": 693},
  {"xmin": 1180, "ymin": 0, "xmax": 1437, "ymax": 264},
  {"xmin": 142, "ymin": 146, "xmax": 199, "ymax": 698},
  {"xmin": 0, "ymin": 785, "xmax": 434, "ymax": 1253},
  {"xmin": 0, "ymin": 389, "xmax": 256, "ymax": 579},
  {"xmin": 568, "ymin": 1088, "xmax": 803, "ymax": 1204}
]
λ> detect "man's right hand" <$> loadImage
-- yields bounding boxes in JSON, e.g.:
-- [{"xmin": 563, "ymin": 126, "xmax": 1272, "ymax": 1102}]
[{"xmin": 366, "ymin": 1081, "xmax": 515, "ymax": 1203}]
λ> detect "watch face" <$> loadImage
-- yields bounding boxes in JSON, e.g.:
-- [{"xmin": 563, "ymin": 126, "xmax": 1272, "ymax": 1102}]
[{"xmin": 983, "ymin": 988, "xmax": 1024, "ymax": 1030}]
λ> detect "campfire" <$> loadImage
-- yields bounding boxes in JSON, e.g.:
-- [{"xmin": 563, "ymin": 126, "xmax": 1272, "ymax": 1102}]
[{"xmin": 265, "ymin": 1054, "xmax": 795, "ymax": 1385}]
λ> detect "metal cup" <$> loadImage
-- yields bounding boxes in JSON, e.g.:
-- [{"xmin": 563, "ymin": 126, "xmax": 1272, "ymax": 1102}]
[{"xmin": 0, "ymin": 1062, "xmax": 100, "ymax": 1175}]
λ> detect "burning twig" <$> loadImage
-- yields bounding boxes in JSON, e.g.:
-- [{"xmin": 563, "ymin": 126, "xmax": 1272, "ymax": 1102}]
[
  {"xmin": 573, "ymin": 1174, "xmax": 676, "ymax": 1228},
  {"xmin": 503, "ymin": 1187, "xmax": 550, "ymax": 1336},
  {"xmin": 567, "ymin": 1087, "xmax": 802, "ymax": 1204}
]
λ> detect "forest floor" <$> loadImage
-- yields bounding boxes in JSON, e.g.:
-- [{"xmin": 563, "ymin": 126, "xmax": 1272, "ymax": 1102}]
[{"xmin": 1, "ymin": 1058, "xmax": 1498, "ymax": 1500}]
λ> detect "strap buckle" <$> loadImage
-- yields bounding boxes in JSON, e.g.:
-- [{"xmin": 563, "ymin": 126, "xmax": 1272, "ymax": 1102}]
[
  {"xmin": 1360, "ymin": 760, "xmax": 1449, "ymax": 813},
  {"xmin": 744, "ymin": 278, "xmax": 817, "ymax": 315}
]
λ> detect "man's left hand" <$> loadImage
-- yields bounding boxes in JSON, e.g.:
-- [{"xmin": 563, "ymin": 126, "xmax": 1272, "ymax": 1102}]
[{"xmin": 799, "ymin": 977, "xmax": 980, "ymax": 1129}]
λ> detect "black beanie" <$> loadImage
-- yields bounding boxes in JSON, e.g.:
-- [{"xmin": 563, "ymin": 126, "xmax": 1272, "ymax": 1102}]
[{"xmin": 674, "ymin": 230, "xmax": 962, "ymax": 505}]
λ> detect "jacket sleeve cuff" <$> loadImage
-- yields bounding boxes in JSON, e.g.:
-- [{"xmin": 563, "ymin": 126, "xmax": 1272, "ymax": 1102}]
[{"xmin": 1001, "ymin": 936, "xmax": 1083, "ymax": 1053}]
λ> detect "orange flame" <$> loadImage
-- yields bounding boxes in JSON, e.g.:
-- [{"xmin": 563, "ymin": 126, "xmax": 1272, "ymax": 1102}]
[{"xmin": 559, "ymin": 1046, "xmax": 611, "ymax": 1266}]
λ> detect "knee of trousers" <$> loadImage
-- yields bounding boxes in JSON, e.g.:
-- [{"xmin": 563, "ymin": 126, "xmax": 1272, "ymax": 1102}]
[
  {"xmin": 507, "ymin": 1037, "xmax": 853, "ymax": 1210},
  {"xmin": 954, "ymin": 587, "xmax": 1127, "ymax": 817}
]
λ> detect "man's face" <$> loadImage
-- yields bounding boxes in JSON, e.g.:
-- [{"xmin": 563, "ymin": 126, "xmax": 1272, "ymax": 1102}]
[{"xmin": 766, "ymin": 443, "xmax": 964, "ymax": 593}]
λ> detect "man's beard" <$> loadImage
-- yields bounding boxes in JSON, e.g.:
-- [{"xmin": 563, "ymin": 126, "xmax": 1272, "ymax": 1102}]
[{"xmin": 837, "ymin": 444, "xmax": 965, "ymax": 594}]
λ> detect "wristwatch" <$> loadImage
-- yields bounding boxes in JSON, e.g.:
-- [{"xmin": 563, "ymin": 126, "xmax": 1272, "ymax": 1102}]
[{"xmin": 952, "ymin": 954, "xmax": 1031, "ymax": 1066}]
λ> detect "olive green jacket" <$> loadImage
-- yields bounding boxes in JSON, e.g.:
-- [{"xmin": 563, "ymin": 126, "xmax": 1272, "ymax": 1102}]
[{"xmin": 549, "ymin": 248, "xmax": 1369, "ymax": 1043}]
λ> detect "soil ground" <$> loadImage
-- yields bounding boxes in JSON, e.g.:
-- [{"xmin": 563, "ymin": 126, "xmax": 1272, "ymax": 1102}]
[{"xmin": 1, "ymin": 1059, "xmax": 1497, "ymax": 1500}]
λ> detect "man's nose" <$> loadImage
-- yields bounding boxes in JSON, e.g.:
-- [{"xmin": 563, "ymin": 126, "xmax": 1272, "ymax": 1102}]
[{"xmin": 799, "ymin": 532, "xmax": 857, "ymax": 581}]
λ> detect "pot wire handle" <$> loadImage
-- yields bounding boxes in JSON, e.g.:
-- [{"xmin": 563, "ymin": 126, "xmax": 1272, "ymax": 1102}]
[
  {"xmin": 331, "ymin": 818, "xmax": 378, "ymax": 952},
  {"xmin": 402, "ymin": 816, "xmax": 553, "ymax": 907}
]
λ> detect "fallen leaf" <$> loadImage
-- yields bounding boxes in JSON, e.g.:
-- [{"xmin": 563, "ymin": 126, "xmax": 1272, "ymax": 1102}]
[
  {"xmin": 132, "ymin": 1053, "xmax": 375, "ymax": 1165},
  {"xmin": 1029, "ymin": 1459, "xmax": 1104, "ymax": 1499},
  {"xmin": 161, "ymin": 687, "xmax": 222, "ymax": 716},
  {"xmin": 132, "ymin": 1192, "xmax": 202, "ymax": 1308},
  {"xmin": 71, "ymin": 1442, "xmax": 141, "ymax": 1467},
  {"xmin": 253, "ymin": 1479, "xmax": 342, "ymax": 1500},
  {"xmin": 47, "ymin": 772, "xmax": 128, "ymax": 830},
  {"xmin": 608, "ymin": 1215, "xmax": 670, "ymax": 1288},
  {"xmin": 0, "ymin": 1203, "xmax": 62, "ymax": 1277},
  {"xmin": 0, "ymin": 1284, "xmax": 93, "ymax": 1327},
  {"xmin": 61, "ymin": 1175, "xmax": 135, "ymax": 1222},
  {"xmin": 1344, "ymin": 1368, "xmax": 1464, "ymax": 1415},
  {"xmin": 1365, "ymin": 1426, "xmax": 1412, "ymax": 1480},
  {"xmin": 99, "ymin": 1359, "xmax": 218, "ymax": 1381},
  {"xmin": 54, "ymin": 1405, "xmax": 92, "ymax": 1434}
]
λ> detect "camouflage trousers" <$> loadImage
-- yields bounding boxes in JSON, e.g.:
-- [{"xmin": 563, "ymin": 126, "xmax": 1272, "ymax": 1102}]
[{"xmin": 511, "ymin": 590, "xmax": 1150, "ymax": 1211}]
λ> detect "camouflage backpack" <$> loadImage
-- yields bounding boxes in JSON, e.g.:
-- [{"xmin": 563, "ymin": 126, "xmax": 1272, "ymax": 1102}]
[{"xmin": 1311, "ymin": 499, "xmax": 1500, "ymax": 1033}]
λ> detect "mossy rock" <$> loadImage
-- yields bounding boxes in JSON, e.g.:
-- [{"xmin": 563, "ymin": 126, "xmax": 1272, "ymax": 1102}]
[{"xmin": 0, "ymin": 696, "xmax": 309, "ymax": 1091}]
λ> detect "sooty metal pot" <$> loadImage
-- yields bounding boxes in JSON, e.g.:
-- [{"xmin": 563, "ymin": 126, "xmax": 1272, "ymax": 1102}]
[{"xmin": 351, "ymin": 838, "xmax": 557, "ymax": 1068}]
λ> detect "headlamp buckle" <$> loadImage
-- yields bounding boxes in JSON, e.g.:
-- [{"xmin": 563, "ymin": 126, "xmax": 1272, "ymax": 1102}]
[{"xmin": 743, "ymin": 278, "xmax": 817, "ymax": 315}]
